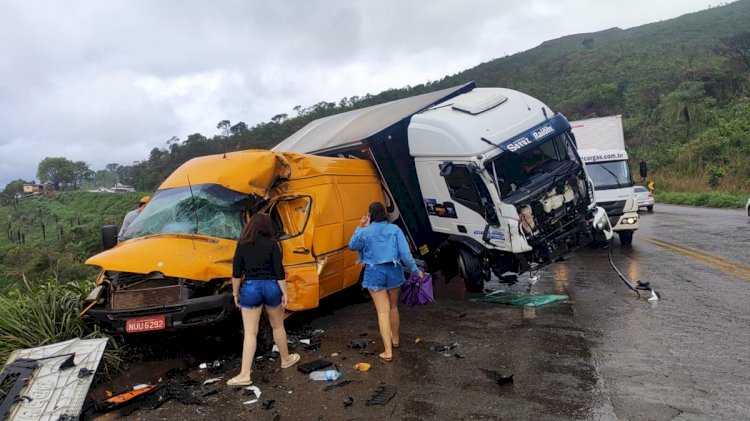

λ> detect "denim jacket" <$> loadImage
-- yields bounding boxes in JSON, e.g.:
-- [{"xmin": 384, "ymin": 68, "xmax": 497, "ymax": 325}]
[{"xmin": 348, "ymin": 221, "xmax": 420, "ymax": 274}]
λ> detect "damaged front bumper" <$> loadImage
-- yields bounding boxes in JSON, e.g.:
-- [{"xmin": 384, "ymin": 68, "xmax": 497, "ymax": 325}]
[{"xmin": 82, "ymin": 292, "xmax": 235, "ymax": 335}]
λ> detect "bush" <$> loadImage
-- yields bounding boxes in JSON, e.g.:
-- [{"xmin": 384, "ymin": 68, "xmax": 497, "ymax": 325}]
[
  {"xmin": 0, "ymin": 279, "xmax": 124, "ymax": 375},
  {"xmin": 655, "ymin": 190, "xmax": 746, "ymax": 208}
]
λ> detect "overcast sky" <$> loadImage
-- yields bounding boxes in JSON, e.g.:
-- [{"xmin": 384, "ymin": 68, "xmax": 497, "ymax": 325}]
[{"xmin": 0, "ymin": 0, "xmax": 722, "ymax": 188}]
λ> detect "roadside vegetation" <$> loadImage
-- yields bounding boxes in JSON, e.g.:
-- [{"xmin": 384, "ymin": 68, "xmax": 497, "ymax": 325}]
[{"xmin": 654, "ymin": 191, "xmax": 746, "ymax": 208}]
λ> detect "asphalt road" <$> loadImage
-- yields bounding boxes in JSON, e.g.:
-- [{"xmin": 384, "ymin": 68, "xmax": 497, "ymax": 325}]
[{"xmin": 96, "ymin": 204, "xmax": 750, "ymax": 420}]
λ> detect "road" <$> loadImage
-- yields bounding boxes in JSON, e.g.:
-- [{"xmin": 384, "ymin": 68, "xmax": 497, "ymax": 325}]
[{"xmin": 96, "ymin": 204, "xmax": 750, "ymax": 420}]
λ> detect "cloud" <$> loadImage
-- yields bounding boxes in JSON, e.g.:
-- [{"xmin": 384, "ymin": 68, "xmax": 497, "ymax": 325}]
[{"xmin": 0, "ymin": 0, "xmax": 717, "ymax": 188}]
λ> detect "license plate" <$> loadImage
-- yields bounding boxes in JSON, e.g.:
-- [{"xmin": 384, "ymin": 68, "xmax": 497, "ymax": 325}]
[{"xmin": 125, "ymin": 315, "xmax": 166, "ymax": 333}]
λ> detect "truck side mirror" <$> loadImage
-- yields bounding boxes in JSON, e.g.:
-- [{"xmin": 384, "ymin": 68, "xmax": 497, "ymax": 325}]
[
  {"xmin": 639, "ymin": 160, "xmax": 648, "ymax": 179},
  {"xmin": 102, "ymin": 225, "xmax": 118, "ymax": 250},
  {"xmin": 439, "ymin": 162, "xmax": 453, "ymax": 177}
]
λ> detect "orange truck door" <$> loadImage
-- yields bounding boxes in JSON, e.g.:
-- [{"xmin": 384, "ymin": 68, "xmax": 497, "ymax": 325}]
[{"xmin": 266, "ymin": 195, "xmax": 319, "ymax": 311}]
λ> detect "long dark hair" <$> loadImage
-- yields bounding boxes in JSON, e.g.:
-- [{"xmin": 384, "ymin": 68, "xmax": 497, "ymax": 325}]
[
  {"xmin": 368, "ymin": 202, "xmax": 388, "ymax": 223},
  {"xmin": 238, "ymin": 213, "xmax": 277, "ymax": 245}
]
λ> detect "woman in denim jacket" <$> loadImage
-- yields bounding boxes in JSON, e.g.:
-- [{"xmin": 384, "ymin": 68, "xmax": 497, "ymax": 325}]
[{"xmin": 349, "ymin": 202, "xmax": 424, "ymax": 362}]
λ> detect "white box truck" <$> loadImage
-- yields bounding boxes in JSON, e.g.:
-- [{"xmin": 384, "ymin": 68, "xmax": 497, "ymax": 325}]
[
  {"xmin": 570, "ymin": 115, "xmax": 638, "ymax": 245},
  {"xmin": 274, "ymin": 82, "xmax": 613, "ymax": 291}
]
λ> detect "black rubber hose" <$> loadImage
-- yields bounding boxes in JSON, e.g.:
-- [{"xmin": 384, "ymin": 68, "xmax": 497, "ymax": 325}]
[{"xmin": 607, "ymin": 237, "xmax": 640, "ymax": 296}]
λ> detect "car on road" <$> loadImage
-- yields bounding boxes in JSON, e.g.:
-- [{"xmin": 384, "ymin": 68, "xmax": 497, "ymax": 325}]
[{"xmin": 634, "ymin": 186, "xmax": 654, "ymax": 212}]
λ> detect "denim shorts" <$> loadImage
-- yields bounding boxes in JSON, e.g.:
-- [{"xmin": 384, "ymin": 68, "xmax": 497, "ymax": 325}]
[
  {"xmin": 239, "ymin": 280, "xmax": 282, "ymax": 308},
  {"xmin": 362, "ymin": 263, "xmax": 405, "ymax": 291}
]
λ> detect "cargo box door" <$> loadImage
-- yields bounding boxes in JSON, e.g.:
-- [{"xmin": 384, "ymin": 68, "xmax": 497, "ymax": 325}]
[{"xmin": 267, "ymin": 195, "xmax": 319, "ymax": 311}]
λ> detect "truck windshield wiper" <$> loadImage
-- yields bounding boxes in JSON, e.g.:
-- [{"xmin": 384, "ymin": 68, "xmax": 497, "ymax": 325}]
[{"xmin": 600, "ymin": 166, "xmax": 623, "ymax": 188}]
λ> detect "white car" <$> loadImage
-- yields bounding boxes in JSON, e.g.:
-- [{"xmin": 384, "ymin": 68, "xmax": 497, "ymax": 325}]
[{"xmin": 634, "ymin": 186, "xmax": 655, "ymax": 212}]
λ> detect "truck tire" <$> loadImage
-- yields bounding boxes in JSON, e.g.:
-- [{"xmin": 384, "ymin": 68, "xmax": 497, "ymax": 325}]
[
  {"xmin": 458, "ymin": 249, "xmax": 484, "ymax": 292},
  {"xmin": 647, "ymin": 205, "xmax": 653, "ymax": 212},
  {"xmin": 619, "ymin": 231, "xmax": 634, "ymax": 245}
]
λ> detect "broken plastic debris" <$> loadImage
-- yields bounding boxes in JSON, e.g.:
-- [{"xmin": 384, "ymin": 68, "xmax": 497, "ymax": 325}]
[
  {"xmin": 261, "ymin": 399, "xmax": 276, "ymax": 410},
  {"xmin": 366, "ymin": 385, "xmax": 397, "ymax": 406},
  {"xmin": 480, "ymin": 369, "xmax": 514, "ymax": 386},
  {"xmin": 200, "ymin": 387, "xmax": 219, "ymax": 397},
  {"xmin": 133, "ymin": 384, "xmax": 150, "ymax": 390},
  {"xmin": 299, "ymin": 339, "xmax": 311, "ymax": 345},
  {"xmin": 343, "ymin": 396, "xmax": 354, "ymax": 407},
  {"xmin": 323, "ymin": 380, "xmax": 355, "ymax": 391},
  {"xmin": 312, "ymin": 329, "xmax": 325, "ymax": 334},
  {"xmin": 454, "ymin": 353, "xmax": 465, "ymax": 359},
  {"xmin": 353, "ymin": 362, "xmax": 371, "ymax": 371},
  {"xmin": 297, "ymin": 359, "xmax": 333, "ymax": 374},
  {"xmin": 348, "ymin": 339, "xmax": 369, "ymax": 349},
  {"xmin": 203, "ymin": 377, "xmax": 223, "ymax": 385},
  {"xmin": 331, "ymin": 352, "xmax": 339, "ymax": 357},
  {"xmin": 415, "ymin": 338, "xmax": 422, "ymax": 343},
  {"xmin": 648, "ymin": 290, "xmax": 660, "ymax": 301},
  {"xmin": 434, "ymin": 342, "xmax": 459, "ymax": 353},
  {"xmin": 242, "ymin": 385, "xmax": 262, "ymax": 404},
  {"xmin": 199, "ymin": 360, "xmax": 221, "ymax": 370},
  {"xmin": 272, "ymin": 344, "xmax": 279, "ymax": 353}
]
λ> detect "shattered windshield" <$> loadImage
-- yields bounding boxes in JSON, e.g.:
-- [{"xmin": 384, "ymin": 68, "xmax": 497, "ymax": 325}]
[
  {"xmin": 586, "ymin": 161, "xmax": 634, "ymax": 190},
  {"xmin": 122, "ymin": 184, "xmax": 247, "ymax": 240},
  {"xmin": 485, "ymin": 133, "xmax": 577, "ymax": 199}
]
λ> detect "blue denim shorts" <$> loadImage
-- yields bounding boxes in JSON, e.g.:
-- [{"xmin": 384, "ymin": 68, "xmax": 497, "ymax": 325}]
[
  {"xmin": 240, "ymin": 280, "xmax": 282, "ymax": 308},
  {"xmin": 362, "ymin": 264, "xmax": 405, "ymax": 291}
]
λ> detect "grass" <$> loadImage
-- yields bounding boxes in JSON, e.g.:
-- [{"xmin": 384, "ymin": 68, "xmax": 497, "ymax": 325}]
[
  {"xmin": 654, "ymin": 190, "xmax": 747, "ymax": 208},
  {"xmin": 0, "ymin": 278, "xmax": 124, "ymax": 375}
]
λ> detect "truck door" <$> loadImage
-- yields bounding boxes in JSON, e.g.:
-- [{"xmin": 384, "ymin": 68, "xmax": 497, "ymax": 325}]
[{"xmin": 266, "ymin": 195, "xmax": 319, "ymax": 311}]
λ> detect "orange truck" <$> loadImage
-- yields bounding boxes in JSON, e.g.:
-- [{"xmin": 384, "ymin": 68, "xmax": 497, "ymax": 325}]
[{"xmin": 81, "ymin": 150, "xmax": 383, "ymax": 334}]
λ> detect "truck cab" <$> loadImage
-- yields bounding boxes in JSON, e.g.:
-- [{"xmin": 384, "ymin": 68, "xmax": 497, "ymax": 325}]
[{"xmin": 82, "ymin": 150, "xmax": 383, "ymax": 335}]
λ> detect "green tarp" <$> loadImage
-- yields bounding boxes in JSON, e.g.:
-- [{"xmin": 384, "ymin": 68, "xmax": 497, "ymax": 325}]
[{"xmin": 471, "ymin": 291, "xmax": 568, "ymax": 307}]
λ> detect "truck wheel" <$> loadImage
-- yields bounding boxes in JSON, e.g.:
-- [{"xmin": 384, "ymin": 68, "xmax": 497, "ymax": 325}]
[
  {"xmin": 647, "ymin": 206, "xmax": 653, "ymax": 212},
  {"xmin": 458, "ymin": 249, "xmax": 484, "ymax": 292},
  {"xmin": 618, "ymin": 231, "xmax": 634, "ymax": 246}
]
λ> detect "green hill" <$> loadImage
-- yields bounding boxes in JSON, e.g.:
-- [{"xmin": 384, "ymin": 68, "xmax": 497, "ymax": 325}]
[{"xmin": 0, "ymin": 192, "xmax": 143, "ymax": 289}]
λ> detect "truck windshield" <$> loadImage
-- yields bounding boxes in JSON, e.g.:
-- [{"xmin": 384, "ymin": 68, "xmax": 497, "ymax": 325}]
[
  {"xmin": 121, "ymin": 184, "xmax": 246, "ymax": 240},
  {"xmin": 485, "ymin": 133, "xmax": 577, "ymax": 199},
  {"xmin": 586, "ymin": 161, "xmax": 633, "ymax": 190}
]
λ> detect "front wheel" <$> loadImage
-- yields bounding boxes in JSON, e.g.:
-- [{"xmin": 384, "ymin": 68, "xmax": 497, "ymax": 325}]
[
  {"xmin": 618, "ymin": 231, "xmax": 634, "ymax": 246},
  {"xmin": 458, "ymin": 249, "xmax": 484, "ymax": 293},
  {"xmin": 647, "ymin": 205, "xmax": 653, "ymax": 212}
]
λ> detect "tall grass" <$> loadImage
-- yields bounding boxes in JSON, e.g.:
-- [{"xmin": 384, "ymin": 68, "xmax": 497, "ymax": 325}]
[
  {"xmin": 654, "ymin": 191, "xmax": 747, "ymax": 208},
  {"xmin": 0, "ymin": 279, "xmax": 124, "ymax": 375}
]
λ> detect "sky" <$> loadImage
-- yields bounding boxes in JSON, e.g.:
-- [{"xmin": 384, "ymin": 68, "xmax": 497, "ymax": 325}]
[{"xmin": 0, "ymin": 0, "xmax": 724, "ymax": 188}]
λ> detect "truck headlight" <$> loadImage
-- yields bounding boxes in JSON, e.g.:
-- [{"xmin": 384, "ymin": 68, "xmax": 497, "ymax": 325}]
[{"xmin": 621, "ymin": 216, "xmax": 638, "ymax": 225}]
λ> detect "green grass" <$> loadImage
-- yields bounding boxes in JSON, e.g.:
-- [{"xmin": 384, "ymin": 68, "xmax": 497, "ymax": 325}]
[{"xmin": 654, "ymin": 190, "xmax": 747, "ymax": 208}]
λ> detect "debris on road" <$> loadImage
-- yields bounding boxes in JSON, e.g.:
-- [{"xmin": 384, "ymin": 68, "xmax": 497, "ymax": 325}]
[
  {"xmin": 199, "ymin": 360, "xmax": 221, "ymax": 370},
  {"xmin": 242, "ymin": 386, "xmax": 262, "ymax": 404},
  {"xmin": 261, "ymin": 399, "xmax": 276, "ymax": 410},
  {"xmin": 343, "ymin": 396, "xmax": 354, "ymax": 407},
  {"xmin": 200, "ymin": 387, "xmax": 219, "ymax": 397},
  {"xmin": 480, "ymin": 369, "xmax": 514, "ymax": 386},
  {"xmin": 471, "ymin": 291, "xmax": 568, "ymax": 307},
  {"xmin": 366, "ymin": 385, "xmax": 397, "ymax": 406},
  {"xmin": 348, "ymin": 339, "xmax": 370, "ymax": 349},
  {"xmin": 434, "ymin": 342, "xmax": 459, "ymax": 353},
  {"xmin": 297, "ymin": 359, "xmax": 333, "ymax": 374},
  {"xmin": 323, "ymin": 380, "xmax": 357, "ymax": 391},
  {"xmin": 353, "ymin": 362, "xmax": 371, "ymax": 372},
  {"xmin": 202, "ymin": 377, "xmax": 223, "ymax": 385}
]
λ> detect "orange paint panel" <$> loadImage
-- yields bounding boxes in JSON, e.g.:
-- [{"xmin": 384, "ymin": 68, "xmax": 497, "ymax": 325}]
[
  {"xmin": 318, "ymin": 253, "xmax": 345, "ymax": 298},
  {"xmin": 285, "ymin": 264, "xmax": 319, "ymax": 311}
]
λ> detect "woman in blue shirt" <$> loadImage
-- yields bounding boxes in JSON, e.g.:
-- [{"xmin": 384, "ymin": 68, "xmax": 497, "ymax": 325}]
[{"xmin": 349, "ymin": 202, "xmax": 424, "ymax": 362}]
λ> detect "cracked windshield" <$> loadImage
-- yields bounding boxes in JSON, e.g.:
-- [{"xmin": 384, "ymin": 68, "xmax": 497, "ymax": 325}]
[{"xmin": 122, "ymin": 184, "xmax": 246, "ymax": 240}]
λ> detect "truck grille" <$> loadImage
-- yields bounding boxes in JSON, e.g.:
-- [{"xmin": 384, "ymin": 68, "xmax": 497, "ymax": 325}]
[{"xmin": 107, "ymin": 272, "xmax": 185, "ymax": 310}]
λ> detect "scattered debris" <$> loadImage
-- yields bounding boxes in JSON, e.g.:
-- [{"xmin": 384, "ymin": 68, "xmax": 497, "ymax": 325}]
[
  {"xmin": 353, "ymin": 362, "xmax": 371, "ymax": 372},
  {"xmin": 302, "ymin": 339, "xmax": 322, "ymax": 351},
  {"xmin": 415, "ymin": 338, "xmax": 422, "ymax": 343},
  {"xmin": 132, "ymin": 384, "xmax": 150, "ymax": 390},
  {"xmin": 454, "ymin": 353, "xmax": 466, "ymax": 359},
  {"xmin": 297, "ymin": 359, "xmax": 333, "ymax": 375},
  {"xmin": 199, "ymin": 360, "xmax": 222, "ymax": 370},
  {"xmin": 103, "ymin": 385, "xmax": 157, "ymax": 407},
  {"xmin": 330, "ymin": 353, "xmax": 339, "ymax": 357},
  {"xmin": 323, "ymin": 380, "xmax": 356, "ymax": 391},
  {"xmin": 299, "ymin": 339, "xmax": 311, "ymax": 345},
  {"xmin": 312, "ymin": 329, "xmax": 325, "ymax": 334},
  {"xmin": 366, "ymin": 385, "xmax": 397, "ymax": 406},
  {"xmin": 343, "ymin": 396, "xmax": 354, "ymax": 407},
  {"xmin": 202, "ymin": 377, "xmax": 223, "ymax": 385},
  {"xmin": 242, "ymin": 386, "xmax": 262, "ymax": 404},
  {"xmin": 434, "ymin": 342, "xmax": 459, "ymax": 353},
  {"xmin": 200, "ymin": 387, "xmax": 219, "ymax": 397},
  {"xmin": 480, "ymin": 369, "xmax": 514, "ymax": 386},
  {"xmin": 348, "ymin": 339, "xmax": 369, "ymax": 349},
  {"xmin": 77, "ymin": 367, "xmax": 95, "ymax": 378},
  {"xmin": 261, "ymin": 399, "xmax": 276, "ymax": 410}
]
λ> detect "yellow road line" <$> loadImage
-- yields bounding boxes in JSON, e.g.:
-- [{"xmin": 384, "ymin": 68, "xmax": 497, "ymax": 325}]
[{"xmin": 643, "ymin": 237, "xmax": 750, "ymax": 281}]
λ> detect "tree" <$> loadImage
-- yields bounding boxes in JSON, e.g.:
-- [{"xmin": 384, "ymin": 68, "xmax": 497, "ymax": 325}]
[
  {"xmin": 715, "ymin": 31, "xmax": 750, "ymax": 74},
  {"xmin": 230, "ymin": 122, "xmax": 248, "ymax": 135},
  {"xmin": 662, "ymin": 82, "xmax": 708, "ymax": 137},
  {"xmin": 217, "ymin": 120, "xmax": 231, "ymax": 137},
  {"xmin": 105, "ymin": 163, "xmax": 120, "ymax": 173},
  {"xmin": 71, "ymin": 161, "xmax": 93, "ymax": 189},
  {"xmin": 3, "ymin": 179, "xmax": 29, "ymax": 196},
  {"xmin": 37, "ymin": 157, "xmax": 76, "ymax": 190}
]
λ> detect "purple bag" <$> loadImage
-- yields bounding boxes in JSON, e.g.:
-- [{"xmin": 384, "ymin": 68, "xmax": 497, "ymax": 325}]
[{"xmin": 401, "ymin": 272, "xmax": 434, "ymax": 308}]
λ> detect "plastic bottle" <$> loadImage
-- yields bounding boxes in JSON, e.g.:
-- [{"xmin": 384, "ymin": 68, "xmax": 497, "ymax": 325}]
[{"xmin": 308, "ymin": 370, "xmax": 342, "ymax": 381}]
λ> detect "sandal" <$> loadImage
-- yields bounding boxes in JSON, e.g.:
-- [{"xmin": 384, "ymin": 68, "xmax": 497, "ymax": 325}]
[
  {"xmin": 226, "ymin": 376, "xmax": 253, "ymax": 386},
  {"xmin": 379, "ymin": 352, "xmax": 393, "ymax": 362},
  {"xmin": 281, "ymin": 353, "xmax": 301, "ymax": 369}
]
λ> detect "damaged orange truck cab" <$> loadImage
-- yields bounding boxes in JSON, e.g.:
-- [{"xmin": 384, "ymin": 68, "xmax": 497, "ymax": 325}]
[{"xmin": 82, "ymin": 150, "xmax": 384, "ymax": 334}]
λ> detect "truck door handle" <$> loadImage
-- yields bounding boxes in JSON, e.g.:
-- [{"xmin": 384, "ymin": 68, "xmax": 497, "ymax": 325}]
[{"xmin": 293, "ymin": 247, "xmax": 310, "ymax": 254}]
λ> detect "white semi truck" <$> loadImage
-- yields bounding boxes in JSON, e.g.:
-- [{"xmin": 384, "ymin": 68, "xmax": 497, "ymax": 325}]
[
  {"xmin": 570, "ymin": 115, "xmax": 638, "ymax": 245},
  {"xmin": 274, "ymin": 82, "xmax": 613, "ymax": 291}
]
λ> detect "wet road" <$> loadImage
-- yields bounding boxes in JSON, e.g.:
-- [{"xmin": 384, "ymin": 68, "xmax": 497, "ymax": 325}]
[{"xmin": 100, "ymin": 204, "xmax": 749, "ymax": 420}]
